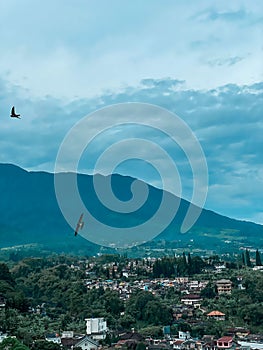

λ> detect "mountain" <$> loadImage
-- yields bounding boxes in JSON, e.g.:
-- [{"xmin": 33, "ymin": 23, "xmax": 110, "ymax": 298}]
[{"xmin": 0, "ymin": 163, "xmax": 262, "ymax": 255}]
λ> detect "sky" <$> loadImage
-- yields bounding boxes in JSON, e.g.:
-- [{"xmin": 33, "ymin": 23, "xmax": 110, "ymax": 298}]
[{"xmin": 0, "ymin": 0, "xmax": 262, "ymax": 226}]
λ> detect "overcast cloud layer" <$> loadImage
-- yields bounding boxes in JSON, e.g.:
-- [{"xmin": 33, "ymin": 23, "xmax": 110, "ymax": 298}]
[{"xmin": 0, "ymin": 0, "xmax": 262, "ymax": 225}]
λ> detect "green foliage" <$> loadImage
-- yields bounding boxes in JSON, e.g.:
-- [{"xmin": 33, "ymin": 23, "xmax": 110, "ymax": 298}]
[
  {"xmin": 0, "ymin": 263, "xmax": 14, "ymax": 285},
  {"xmin": 203, "ymin": 320, "xmax": 225, "ymax": 338},
  {"xmin": 139, "ymin": 326, "xmax": 163, "ymax": 337},
  {"xmin": 119, "ymin": 314, "xmax": 136, "ymax": 329},
  {"xmin": 242, "ymin": 273, "xmax": 263, "ymax": 303},
  {"xmin": 256, "ymin": 249, "xmax": 262, "ymax": 266},
  {"xmin": 126, "ymin": 291, "xmax": 172, "ymax": 326},
  {"xmin": 190, "ymin": 256, "xmax": 206, "ymax": 274},
  {"xmin": 241, "ymin": 252, "xmax": 245, "ymax": 265},
  {"xmin": 33, "ymin": 340, "xmax": 61, "ymax": 349},
  {"xmin": 152, "ymin": 254, "xmax": 207, "ymax": 278},
  {"xmin": 200, "ymin": 282, "xmax": 216, "ymax": 299},
  {"xmin": 0, "ymin": 337, "xmax": 29, "ymax": 350},
  {"xmin": 136, "ymin": 342, "xmax": 147, "ymax": 350},
  {"xmin": 239, "ymin": 303, "xmax": 263, "ymax": 326},
  {"xmin": 104, "ymin": 289, "xmax": 124, "ymax": 316},
  {"xmin": 245, "ymin": 249, "xmax": 252, "ymax": 267}
]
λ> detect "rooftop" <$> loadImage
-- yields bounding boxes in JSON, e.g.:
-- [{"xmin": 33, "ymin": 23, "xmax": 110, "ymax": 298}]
[{"xmin": 207, "ymin": 310, "xmax": 225, "ymax": 316}]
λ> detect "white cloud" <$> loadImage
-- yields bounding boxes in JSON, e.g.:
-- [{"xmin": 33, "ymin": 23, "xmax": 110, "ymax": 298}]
[
  {"xmin": 0, "ymin": 1, "xmax": 262, "ymax": 224},
  {"xmin": 0, "ymin": 1, "xmax": 262, "ymax": 99}
]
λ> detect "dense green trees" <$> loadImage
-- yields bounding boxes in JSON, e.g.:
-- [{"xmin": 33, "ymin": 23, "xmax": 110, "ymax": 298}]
[
  {"xmin": 245, "ymin": 249, "xmax": 252, "ymax": 267},
  {"xmin": 0, "ymin": 263, "xmax": 14, "ymax": 285},
  {"xmin": 32, "ymin": 340, "xmax": 61, "ymax": 349},
  {"xmin": 152, "ymin": 257, "xmax": 176, "ymax": 278},
  {"xmin": 243, "ymin": 273, "xmax": 263, "ymax": 303},
  {"xmin": 256, "ymin": 249, "xmax": 262, "ymax": 266},
  {"xmin": 0, "ymin": 263, "xmax": 29, "ymax": 314},
  {"xmin": 0, "ymin": 337, "xmax": 29, "ymax": 350},
  {"xmin": 200, "ymin": 282, "xmax": 216, "ymax": 299},
  {"xmin": 126, "ymin": 291, "xmax": 173, "ymax": 326},
  {"xmin": 152, "ymin": 254, "xmax": 207, "ymax": 277}
]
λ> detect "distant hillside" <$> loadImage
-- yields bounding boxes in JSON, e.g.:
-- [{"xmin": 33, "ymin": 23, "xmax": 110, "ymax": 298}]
[{"xmin": 0, "ymin": 163, "xmax": 262, "ymax": 254}]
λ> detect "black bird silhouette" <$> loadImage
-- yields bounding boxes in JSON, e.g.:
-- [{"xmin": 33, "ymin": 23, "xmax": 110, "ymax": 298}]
[
  {"xmin": 10, "ymin": 106, "xmax": 21, "ymax": 119},
  {"xmin": 74, "ymin": 213, "xmax": 84, "ymax": 236}
]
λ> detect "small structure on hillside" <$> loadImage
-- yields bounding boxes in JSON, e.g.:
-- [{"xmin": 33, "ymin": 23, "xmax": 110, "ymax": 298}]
[{"xmin": 207, "ymin": 310, "xmax": 225, "ymax": 321}]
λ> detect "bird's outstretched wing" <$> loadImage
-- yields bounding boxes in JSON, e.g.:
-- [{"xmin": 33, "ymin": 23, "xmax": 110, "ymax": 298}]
[
  {"xmin": 74, "ymin": 213, "xmax": 84, "ymax": 236},
  {"xmin": 10, "ymin": 106, "xmax": 21, "ymax": 118}
]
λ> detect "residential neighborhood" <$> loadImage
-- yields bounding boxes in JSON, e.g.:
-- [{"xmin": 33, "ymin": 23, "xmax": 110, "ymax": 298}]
[{"xmin": 0, "ymin": 251, "xmax": 262, "ymax": 350}]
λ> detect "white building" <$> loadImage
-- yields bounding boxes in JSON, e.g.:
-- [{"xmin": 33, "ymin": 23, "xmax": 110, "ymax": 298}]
[
  {"xmin": 178, "ymin": 331, "xmax": 191, "ymax": 340},
  {"xmin": 62, "ymin": 331, "xmax": 74, "ymax": 338},
  {"xmin": 85, "ymin": 318, "xmax": 107, "ymax": 340}
]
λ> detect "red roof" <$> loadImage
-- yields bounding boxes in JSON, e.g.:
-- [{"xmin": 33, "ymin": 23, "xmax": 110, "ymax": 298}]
[
  {"xmin": 174, "ymin": 340, "xmax": 184, "ymax": 345},
  {"xmin": 207, "ymin": 310, "xmax": 225, "ymax": 316},
  {"xmin": 217, "ymin": 337, "xmax": 233, "ymax": 342}
]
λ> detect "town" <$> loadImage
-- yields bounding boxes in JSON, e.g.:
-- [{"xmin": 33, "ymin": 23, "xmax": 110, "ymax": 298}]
[{"xmin": 0, "ymin": 250, "xmax": 262, "ymax": 350}]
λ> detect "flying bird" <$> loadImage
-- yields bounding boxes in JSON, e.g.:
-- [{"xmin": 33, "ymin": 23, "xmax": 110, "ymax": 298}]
[
  {"xmin": 74, "ymin": 213, "xmax": 84, "ymax": 236},
  {"xmin": 10, "ymin": 106, "xmax": 21, "ymax": 119}
]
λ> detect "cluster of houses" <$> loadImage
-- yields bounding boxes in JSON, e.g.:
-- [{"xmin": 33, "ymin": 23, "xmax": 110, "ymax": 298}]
[
  {"xmin": 84, "ymin": 275, "xmax": 234, "ymax": 301},
  {"xmin": 0, "ymin": 317, "xmax": 247, "ymax": 350},
  {"xmin": 146, "ymin": 332, "xmax": 263, "ymax": 350},
  {"xmin": 1, "ymin": 256, "xmax": 262, "ymax": 349},
  {"xmin": 1, "ymin": 325, "xmax": 263, "ymax": 350},
  {"xmin": 0, "ymin": 275, "xmax": 238, "ymax": 325},
  {"xmin": 83, "ymin": 275, "xmax": 236, "ymax": 325},
  {"xmin": 41, "ymin": 324, "xmax": 263, "ymax": 350},
  {"xmin": 43, "ymin": 318, "xmax": 108, "ymax": 349}
]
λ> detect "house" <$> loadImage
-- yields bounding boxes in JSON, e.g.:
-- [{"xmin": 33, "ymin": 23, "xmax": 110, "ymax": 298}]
[
  {"xmin": 207, "ymin": 310, "xmax": 225, "ymax": 321},
  {"xmin": 172, "ymin": 340, "xmax": 185, "ymax": 349},
  {"xmin": 215, "ymin": 264, "xmax": 226, "ymax": 273},
  {"xmin": 178, "ymin": 331, "xmax": 191, "ymax": 340},
  {"xmin": 62, "ymin": 331, "xmax": 74, "ymax": 338},
  {"xmin": 45, "ymin": 333, "xmax": 61, "ymax": 344},
  {"xmin": 226, "ymin": 327, "xmax": 250, "ymax": 339},
  {"xmin": 202, "ymin": 335, "xmax": 217, "ymax": 350},
  {"xmin": 148, "ymin": 343, "xmax": 171, "ymax": 350},
  {"xmin": 61, "ymin": 334, "xmax": 98, "ymax": 350},
  {"xmin": 61, "ymin": 331, "xmax": 80, "ymax": 349},
  {"xmin": 217, "ymin": 336, "xmax": 233, "ymax": 348},
  {"xmin": 216, "ymin": 279, "xmax": 232, "ymax": 295},
  {"xmin": 175, "ymin": 277, "xmax": 189, "ymax": 284},
  {"xmin": 85, "ymin": 317, "xmax": 107, "ymax": 340},
  {"xmin": 61, "ymin": 337, "xmax": 80, "ymax": 349},
  {"xmin": 75, "ymin": 335, "xmax": 99, "ymax": 350},
  {"xmin": 181, "ymin": 339, "xmax": 197, "ymax": 350},
  {"xmin": 116, "ymin": 331, "xmax": 144, "ymax": 348},
  {"xmin": 181, "ymin": 294, "xmax": 202, "ymax": 308}
]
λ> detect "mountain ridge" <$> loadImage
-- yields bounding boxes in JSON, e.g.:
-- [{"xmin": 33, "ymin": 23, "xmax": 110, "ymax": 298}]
[{"xmin": 0, "ymin": 163, "xmax": 262, "ymax": 254}]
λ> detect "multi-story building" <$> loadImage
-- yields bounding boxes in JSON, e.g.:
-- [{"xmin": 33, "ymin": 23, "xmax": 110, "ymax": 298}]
[
  {"xmin": 85, "ymin": 318, "xmax": 107, "ymax": 340},
  {"xmin": 216, "ymin": 279, "xmax": 232, "ymax": 295}
]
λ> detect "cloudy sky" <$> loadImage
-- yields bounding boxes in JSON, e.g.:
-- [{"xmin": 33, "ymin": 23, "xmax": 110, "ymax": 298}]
[{"xmin": 0, "ymin": 0, "xmax": 262, "ymax": 225}]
